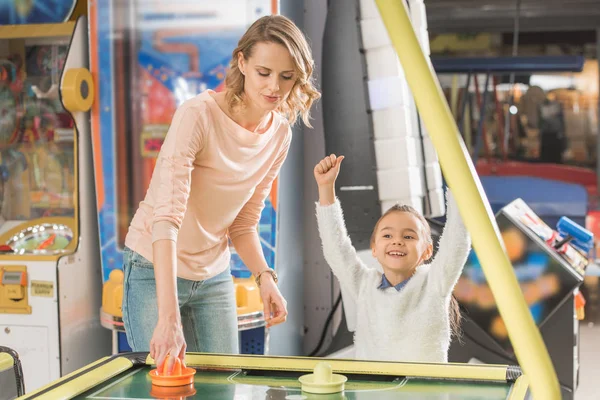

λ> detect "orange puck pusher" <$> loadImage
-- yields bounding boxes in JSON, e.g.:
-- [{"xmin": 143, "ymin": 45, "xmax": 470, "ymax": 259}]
[{"xmin": 149, "ymin": 355, "xmax": 196, "ymax": 387}]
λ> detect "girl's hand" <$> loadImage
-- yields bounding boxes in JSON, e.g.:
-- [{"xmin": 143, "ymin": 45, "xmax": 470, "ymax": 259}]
[{"xmin": 314, "ymin": 154, "xmax": 344, "ymax": 187}]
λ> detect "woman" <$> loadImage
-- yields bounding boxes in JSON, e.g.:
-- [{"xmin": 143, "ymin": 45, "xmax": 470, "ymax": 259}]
[{"xmin": 122, "ymin": 15, "xmax": 320, "ymax": 373}]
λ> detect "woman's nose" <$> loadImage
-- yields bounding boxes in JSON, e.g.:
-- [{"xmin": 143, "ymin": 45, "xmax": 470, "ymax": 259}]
[{"xmin": 270, "ymin": 77, "xmax": 280, "ymax": 91}]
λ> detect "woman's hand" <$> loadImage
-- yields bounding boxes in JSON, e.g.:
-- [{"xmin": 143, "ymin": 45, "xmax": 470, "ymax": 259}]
[
  {"xmin": 258, "ymin": 274, "xmax": 288, "ymax": 328},
  {"xmin": 150, "ymin": 318, "xmax": 186, "ymax": 373}
]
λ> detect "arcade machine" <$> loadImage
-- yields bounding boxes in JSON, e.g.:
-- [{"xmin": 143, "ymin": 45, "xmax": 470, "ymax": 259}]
[
  {"xmin": 92, "ymin": 1, "xmax": 279, "ymax": 354},
  {"xmin": 0, "ymin": 0, "xmax": 110, "ymax": 393},
  {"xmin": 450, "ymin": 198, "xmax": 590, "ymax": 400}
]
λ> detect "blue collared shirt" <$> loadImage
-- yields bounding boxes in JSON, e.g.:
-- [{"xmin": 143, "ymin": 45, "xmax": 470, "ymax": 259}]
[{"xmin": 378, "ymin": 274, "xmax": 411, "ymax": 291}]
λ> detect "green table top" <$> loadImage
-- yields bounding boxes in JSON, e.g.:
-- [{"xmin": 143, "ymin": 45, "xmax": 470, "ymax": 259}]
[
  {"xmin": 21, "ymin": 353, "xmax": 527, "ymax": 400},
  {"xmin": 75, "ymin": 366, "xmax": 514, "ymax": 400}
]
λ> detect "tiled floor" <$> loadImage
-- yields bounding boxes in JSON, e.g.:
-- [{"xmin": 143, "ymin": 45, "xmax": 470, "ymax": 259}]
[
  {"xmin": 576, "ymin": 323, "xmax": 600, "ymax": 399},
  {"xmin": 577, "ymin": 276, "xmax": 600, "ymax": 399}
]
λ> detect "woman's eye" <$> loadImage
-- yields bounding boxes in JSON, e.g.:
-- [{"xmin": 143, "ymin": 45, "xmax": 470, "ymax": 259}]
[
  {"xmin": 282, "ymin": 75, "xmax": 293, "ymax": 80},
  {"xmin": 258, "ymin": 71, "xmax": 269, "ymax": 77}
]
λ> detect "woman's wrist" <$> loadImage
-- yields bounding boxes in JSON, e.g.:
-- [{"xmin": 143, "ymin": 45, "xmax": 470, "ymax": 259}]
[
  {"xmin": 157, "ymin": 300, "xmax": 181, "ymax": 324},
  {"xmin": 255, "ymin": 269, "xmax": 278, "ymax": 287}
]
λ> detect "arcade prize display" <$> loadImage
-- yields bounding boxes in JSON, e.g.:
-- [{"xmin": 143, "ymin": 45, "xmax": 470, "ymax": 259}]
[
  {"xmin": 92, "ymin": 1, "xmax": 279, "ymax": 354},
  {"xmin": 452, "ymin": 198, "xmax": 590, "ymax": 399},
  {"xmin": 0, "ymin": 0, "xmax": 110, "ymax": 394}
]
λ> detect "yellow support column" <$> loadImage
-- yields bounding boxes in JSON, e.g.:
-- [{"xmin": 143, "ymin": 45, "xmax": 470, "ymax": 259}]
[{"xmin": 372, "ymin": 1, "xmax": 560, "ymax": 399}]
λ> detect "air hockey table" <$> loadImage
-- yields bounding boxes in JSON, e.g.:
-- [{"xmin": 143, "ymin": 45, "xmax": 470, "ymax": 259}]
[{"xmin": 19, "ymin": 352, "xmax": 529, "ymax": 399}]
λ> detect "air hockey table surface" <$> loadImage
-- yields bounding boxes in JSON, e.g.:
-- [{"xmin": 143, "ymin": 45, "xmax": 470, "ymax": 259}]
[{"xmin": 19, "ymin": 352, "xmax": 529, "ymax": 399}]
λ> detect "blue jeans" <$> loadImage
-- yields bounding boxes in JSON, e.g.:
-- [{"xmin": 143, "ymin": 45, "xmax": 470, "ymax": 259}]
[{"xmin": 122, "ymin": 247, "xmax": 239, "ymax": 354}]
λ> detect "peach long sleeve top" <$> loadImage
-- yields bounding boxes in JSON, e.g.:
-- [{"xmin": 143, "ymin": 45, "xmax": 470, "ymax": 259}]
[{"xmin": 124, "ymin": 90, "xmax": 292, "ymax": 281}]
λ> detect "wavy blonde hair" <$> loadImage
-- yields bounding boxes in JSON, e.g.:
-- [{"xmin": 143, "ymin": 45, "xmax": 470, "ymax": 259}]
[{"xmin": 225, "ymin": 15, "xmax": 320, "ymax": 127}]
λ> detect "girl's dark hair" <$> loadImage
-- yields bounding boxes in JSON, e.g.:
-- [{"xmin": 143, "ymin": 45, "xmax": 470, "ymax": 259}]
[{"xmin": 371, "ymin": 204, "xmax": 462, "ymax": 340}]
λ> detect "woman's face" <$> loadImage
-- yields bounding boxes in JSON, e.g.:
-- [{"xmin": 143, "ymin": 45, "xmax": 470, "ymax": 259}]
[{"xmin": 238, "ymin": 41, "xmax": 297, "ymax": 112}]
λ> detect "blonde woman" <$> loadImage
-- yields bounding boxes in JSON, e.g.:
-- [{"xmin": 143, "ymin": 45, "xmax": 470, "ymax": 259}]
[{"xmin": 122, "ymin": 15, "xmax": 320, "ymax": 373}]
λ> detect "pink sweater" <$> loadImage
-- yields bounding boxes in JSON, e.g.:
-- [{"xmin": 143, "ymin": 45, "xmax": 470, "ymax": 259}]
[{"xmin": 125, "ymin": 90, "xmax": 292, "ymax": 280}]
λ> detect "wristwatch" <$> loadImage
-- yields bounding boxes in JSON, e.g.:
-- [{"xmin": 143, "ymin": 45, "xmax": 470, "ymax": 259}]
[{"xmin": 255, "ymin": 269, "xmax": 278, "ymax": 287}]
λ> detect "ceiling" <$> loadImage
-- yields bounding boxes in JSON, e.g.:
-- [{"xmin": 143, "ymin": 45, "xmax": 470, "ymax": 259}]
[{"xmin": 425, "ymin": 0, "xmax": 600, "ymax": 34}]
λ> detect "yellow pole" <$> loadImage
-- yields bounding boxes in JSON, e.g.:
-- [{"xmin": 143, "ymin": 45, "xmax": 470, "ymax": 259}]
[{"xmin": 372, "ymin": 1, "xmax": 560, "ymax": 399}]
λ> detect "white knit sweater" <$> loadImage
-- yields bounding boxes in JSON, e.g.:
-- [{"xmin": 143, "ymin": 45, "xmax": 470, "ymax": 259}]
[{"xmin": 315, "ymin": 192, "xmax": 471, "ymax": 363}]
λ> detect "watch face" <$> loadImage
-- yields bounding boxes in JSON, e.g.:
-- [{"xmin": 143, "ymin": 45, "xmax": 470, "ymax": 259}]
[{"xmin": 7, "ymin": 223, "xmax": 73, "ymax": 254}]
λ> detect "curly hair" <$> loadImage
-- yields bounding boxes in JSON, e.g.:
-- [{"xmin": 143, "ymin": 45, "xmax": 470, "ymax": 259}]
[{"xmin": 224, "ymin": 15, "xmax": 320, "ymax": 127}]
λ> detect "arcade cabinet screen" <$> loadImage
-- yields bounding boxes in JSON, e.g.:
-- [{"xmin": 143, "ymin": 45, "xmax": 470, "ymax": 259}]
[{"xmin": 454, "ymin": 209, "xmax": 581, "ymax": 356}]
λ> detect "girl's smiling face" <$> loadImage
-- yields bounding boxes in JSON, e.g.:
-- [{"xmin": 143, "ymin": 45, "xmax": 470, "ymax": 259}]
[{"xmin": 371, "ymin": 211, "xmax": 433, "ymax": 278}]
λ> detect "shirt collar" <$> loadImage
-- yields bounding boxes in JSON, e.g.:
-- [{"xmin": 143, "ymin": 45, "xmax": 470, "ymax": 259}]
[{"xmin": 378, "ymin": 274, "xmax": 411, "ymax": 291}]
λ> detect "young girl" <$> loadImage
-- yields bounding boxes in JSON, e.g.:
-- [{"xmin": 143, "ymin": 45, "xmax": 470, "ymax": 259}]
[
  {"xmin": 314, "ymin": 154, "xmax": 471, "ymax": 363},
  {"xmin": 122, "ymin": 15, "xmax": 320, "ymax": 373}
]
